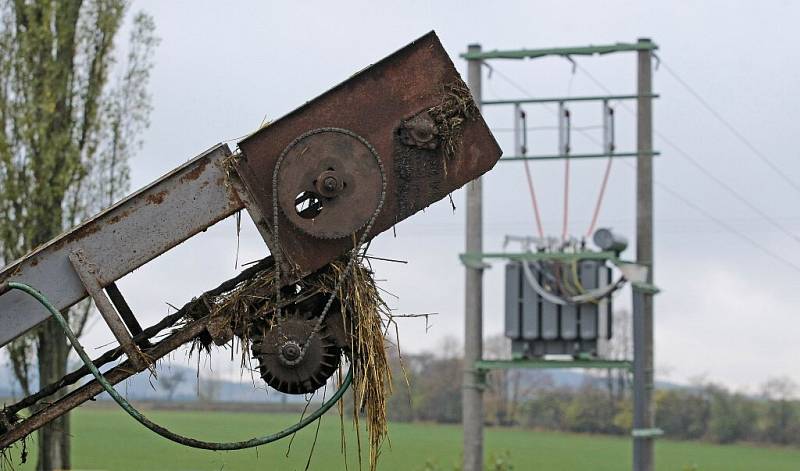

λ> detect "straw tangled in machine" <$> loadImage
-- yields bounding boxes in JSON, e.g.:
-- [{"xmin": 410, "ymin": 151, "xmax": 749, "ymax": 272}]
[{"xmin": 191, "ymin": 255, "xmax": 392, "ymax": 470}]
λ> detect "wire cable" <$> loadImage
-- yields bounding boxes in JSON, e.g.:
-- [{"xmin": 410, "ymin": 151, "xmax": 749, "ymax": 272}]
[
  {"xmin": 658, "ymin": 138, "xmax": 800, "ymax": 244},
  {"xmin": 523, "ymin": 158, "xmax": 545, "ymax": 239},
  {"xmin": 521, "ymin": 260, "xmax": 624, "ymax": 305},
  {"xmin": 488, "ymin": 61, "xmax": 800, "ymax": 274},
  {"xmin": 562, "ymin": 156, "xmax": 570, "ymax": 241},
  {"xmin": 575, "ymin": 62, "xmax": 800, "ymax": 245},
  {"xmin": 488, "ymin": 63, "xmax": 607, "ymax": 241},
  {"xmin": 487, "ymin": 68, "xmax": 548, "ymax": 238},
  {"xmin": 562, "ymin": 70, "xmax": 577, "ymax": 241},
  {"xmin": 658, "ymin": 59, "xmax": 800, "ymax": 196},
  {"xmin": 586, "ymin": 156, "xmax": 613, "ymax": 238},
  {"xmin": 577, "ymin": 65, "xmax": 800, "ymax": 272},
  {"xmin": 644, "ymin": 175, "xmax": 800, "ymax": 274},
  {"xmin": 515, "ymin": 107, "xmax": 546, "ymax": 238}
]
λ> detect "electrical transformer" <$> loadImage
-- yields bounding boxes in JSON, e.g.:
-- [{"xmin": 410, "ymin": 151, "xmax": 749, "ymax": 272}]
[{"xmin": 505, "ymin": 258, "xmax": 613, "ymax": 358}]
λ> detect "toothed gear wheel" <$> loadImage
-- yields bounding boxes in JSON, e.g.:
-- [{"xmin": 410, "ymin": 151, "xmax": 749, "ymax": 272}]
[
  {"xmin": 275, "ymin": 128, "xmax": 383, "ymax": 239},
  {"xmin": 252, "ymin": 316, "xmax": 341, "ymax": 394}
]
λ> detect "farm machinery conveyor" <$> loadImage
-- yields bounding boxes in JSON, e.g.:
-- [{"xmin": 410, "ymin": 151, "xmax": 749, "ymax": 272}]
[{"xmin": 0, "ymin": 32, "xmax": 501, "ymax": 450}]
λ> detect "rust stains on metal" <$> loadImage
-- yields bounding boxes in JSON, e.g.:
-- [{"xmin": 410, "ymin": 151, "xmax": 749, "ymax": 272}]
[
  {"xmin": 276, "ymin": 129, "xmax": 383, "ymax": 240},
  {"xmin": 179, "ymin": 159, "xmax": 208, "ymax": 183},
  {"xmin": 234, "ymin": 31, "xmax": 501, "ymax": 278},
  {"xmin": 145, "ymin": 190, "xmax": 168, "ymax": 205},
  {"xmin": 108, "ymin": 208, "xmax": 132, "ymax": 225},
  {"xmin": 51, "ymin": 223, "xmax": 103, "ymax": 251},
  {"xmin": 399, "ymin": 111, "xmax": 439, "ymax": 150}
]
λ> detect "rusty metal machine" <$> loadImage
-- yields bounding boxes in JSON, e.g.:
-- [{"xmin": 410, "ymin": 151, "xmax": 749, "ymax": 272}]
[{"xmin": 0, "ymin": 32, "xmax": 501, "ymax": 450}]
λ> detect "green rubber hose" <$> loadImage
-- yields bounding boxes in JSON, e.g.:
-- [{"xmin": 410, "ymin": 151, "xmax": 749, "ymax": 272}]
[{"xmin": 7, "ymin": 281, "xmax": 351, "ymax": 451}]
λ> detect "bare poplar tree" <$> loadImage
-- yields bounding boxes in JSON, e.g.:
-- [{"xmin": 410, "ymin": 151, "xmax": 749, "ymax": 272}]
[{"xmin": 0, "ymin": 1, "xmax": 157, "ymax": 469}]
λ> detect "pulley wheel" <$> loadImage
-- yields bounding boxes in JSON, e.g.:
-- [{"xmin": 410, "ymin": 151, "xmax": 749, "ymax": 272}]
[{"xmin": 276, "ymin": 128, "xmax": 382, "ymax": 239}]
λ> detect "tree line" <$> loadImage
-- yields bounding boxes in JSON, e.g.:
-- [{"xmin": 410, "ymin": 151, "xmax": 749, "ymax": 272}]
[
  {"xmin": 385, "ymin": 336, "xmax": 800, "ymax": 448},
  {"xmin": 0, "ymin": 2, "xmax": 157, "ymax": 469}
]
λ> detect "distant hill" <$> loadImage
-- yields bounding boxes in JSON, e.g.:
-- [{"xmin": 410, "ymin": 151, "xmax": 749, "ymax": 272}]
[
  {"xmin": 0, "ymin": 357, "xmax": 684, "ymax": 405},
  {"xmin": 0, "ymin": 361, "xmax": 308, "ymax": 404},
  {"xmin": 97, "ymin": 364, "xmax": 310, "ymax": 404}
]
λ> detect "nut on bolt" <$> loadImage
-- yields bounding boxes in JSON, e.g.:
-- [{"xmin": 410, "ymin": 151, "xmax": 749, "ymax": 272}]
[
  {"xmin": 279, "ymin": 340, "xmax": 304, "ymax": 366},
  {"xmin": 399, "ymin": 111, "xmax": 439, "ymax": 150},
  {"xmin": 315, "ymin": 170, "xmax": 344, "ymax": 198}
]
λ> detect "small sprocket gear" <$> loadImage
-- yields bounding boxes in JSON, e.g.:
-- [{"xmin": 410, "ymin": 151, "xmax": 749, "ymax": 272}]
[{"xmin": 252, "ymin": 314, "xmax": 342, "ymax": 395}]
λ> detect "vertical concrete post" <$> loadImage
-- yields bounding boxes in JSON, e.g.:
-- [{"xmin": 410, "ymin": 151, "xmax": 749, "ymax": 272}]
[
  {"xmin": 463, "ymin": 43, "xmax": 484, "ymax": 471},
  {"xmin": 633, "ymin": 37, "xmax": 655, "ymax": 471}
]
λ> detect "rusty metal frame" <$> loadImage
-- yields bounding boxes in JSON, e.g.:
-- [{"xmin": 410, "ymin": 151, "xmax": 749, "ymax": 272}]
[
  {"xmin": 0, "ymin": 30, "xmax": 503, "ymax": 451},
  {"xmin": 0, "ymin": 31, "xmax": 502, "ymax": 348},
  {"xmin": 235, "ymin": 31, "xmax": 501, "ymax": 277},
  {"xmin": 67, "ymin": 250, "xmax": 147, "ymax": 370},
  {"xmin": 105, "ymin": 282, "xmax": 146, "ymax": 340},
  {"xmin": 0, "ymin": 144, "xmax": 242, "ymax": 347}
]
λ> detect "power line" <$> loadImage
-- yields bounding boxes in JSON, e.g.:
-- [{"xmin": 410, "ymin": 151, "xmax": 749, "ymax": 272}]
[
  {"xmin": 658, "ymin": 138, "xmax": 800, "ymax": 244},
  {"xmin": 522, "ymin": 155, "xmax": 545, "ymax": 239},
  {"xmin": 487, "ymin": 63, "xmax": 610, "ymax": 239},
  {"xmin": 575, "ymin": 62, "xmax": 800, "ymax": 245},
  {"xmin": 486, "ymin": 62, "xmax": 800, "ymax": 274},
  {"xmin": 612, "ymin": 158, "xmax": 800, "ymax": 274},
  {"xmin": 491, "ymin": 125, "xmax": 601, "ymax": 133},
  {"xmin": 484, "ymin": 63, "xmax": 540, "ymax": 102},
  {"xmin": 586, "ymin": 156, "xmax": 614, "ymax": 238},
  {"xmin": 658, "ymin": 59, "xmax": 800, "ymax": 196},
  {"xmin": 647, "ymin": 171, "xmax": 800, "ymax": 274},
  {"xmin": 489, "ymin": 66, "xmax": 551, "ymax": 238}
]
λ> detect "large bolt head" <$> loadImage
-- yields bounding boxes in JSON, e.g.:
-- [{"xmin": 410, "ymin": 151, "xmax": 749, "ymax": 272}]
[
  {"xmin": 280, "ymin": 341, "xmax": 303, "ymax": 364},
  {"xmin": 315, "ymin": 170, "xmax": 344, "ymax": 198}
]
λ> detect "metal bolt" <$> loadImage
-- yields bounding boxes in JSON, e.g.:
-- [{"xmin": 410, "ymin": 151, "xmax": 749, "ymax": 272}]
[
  {"xmin": 323, "ymin": 176, "xmax": 338, "ymax": 193},
  {"xmin": 280, "ymin": 341, "xmax": 302, "ymax": 364},
  {"xmin": 315, "ymin": 170, "xmax": 343, "ymax": 198}
]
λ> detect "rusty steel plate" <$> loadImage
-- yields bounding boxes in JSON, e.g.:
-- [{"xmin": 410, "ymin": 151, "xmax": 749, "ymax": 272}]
[
  {"xmin": 276, "ymin": 128, "xmax": 383, "ymax": 239},
  {"xmin": 234, "ymin": 31, "xmax": 502, "ymax": 277}
]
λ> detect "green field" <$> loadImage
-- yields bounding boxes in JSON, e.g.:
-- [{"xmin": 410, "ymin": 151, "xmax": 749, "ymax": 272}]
[{"xmin": 6, "ymin": 408, "xmax": 800, "ymax": 470}]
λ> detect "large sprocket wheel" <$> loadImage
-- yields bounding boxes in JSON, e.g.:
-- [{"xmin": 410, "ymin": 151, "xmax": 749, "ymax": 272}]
[
  {"xmin": 276, "ymin": 128, "xmax": 383, "ymax": 239},
  {"xmin": 252, "ymin": 315, "xmax": 341, "ymax": 395}
]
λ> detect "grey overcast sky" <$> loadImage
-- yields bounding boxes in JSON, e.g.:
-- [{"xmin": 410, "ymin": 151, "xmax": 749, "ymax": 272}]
[{"xmin": 69, "ymin": 0, "xmax": 800, "ymax": 392}]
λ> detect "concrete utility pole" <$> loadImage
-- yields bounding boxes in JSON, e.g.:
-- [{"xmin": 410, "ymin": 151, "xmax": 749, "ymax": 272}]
[
  {"xmin": 633, "ymin": 37, "xmax": 655, "ymax": 471},
  {"xmin": 463, "ymin": 43, "xmax": 484, "ymax": 471}
]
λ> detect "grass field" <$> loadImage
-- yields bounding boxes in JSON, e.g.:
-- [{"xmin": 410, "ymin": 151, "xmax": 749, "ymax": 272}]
[{"xmin": 5, "ymin": 408, "xmax": 800, "ymax": 470}]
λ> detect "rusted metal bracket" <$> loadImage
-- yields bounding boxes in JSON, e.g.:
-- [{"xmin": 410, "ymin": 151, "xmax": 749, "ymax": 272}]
[
  {"xmin": 105, "ymin": 282, "xmax": 147, "ymax": 342},
  {"xmin": 68, "ymin": 250, "xmax": 148, "ymax": 370},
  {"xmin": 234, "ymin": 31, "xmax": 501, "ymax": 278}
]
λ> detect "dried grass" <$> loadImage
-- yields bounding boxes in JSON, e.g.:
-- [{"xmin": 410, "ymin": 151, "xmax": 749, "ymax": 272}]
[
  {"xmin": 188, "ymin": 254, "xmax": 392, "ymax": 471},
  {"xmin": 331, "ymin": 260, "xmax": 392, "ymax": 471},
  {"xmin": 428, "ymin": 79, "xmax": 479, "ymax": 170}
]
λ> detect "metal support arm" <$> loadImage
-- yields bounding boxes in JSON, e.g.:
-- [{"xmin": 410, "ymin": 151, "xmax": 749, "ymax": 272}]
[
  {"xmin": 0, "ymin": 144, "xmax": 242, "ymax": 347},
  {"xmin": 68, "ymin": 250, "xmax": 148, "ymax": 370}
]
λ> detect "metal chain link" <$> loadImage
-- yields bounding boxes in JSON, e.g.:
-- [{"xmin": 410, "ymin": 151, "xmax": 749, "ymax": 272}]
[{"xmin": 271, "ymin": 127, "xmax": 387, "ymax": 364}]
